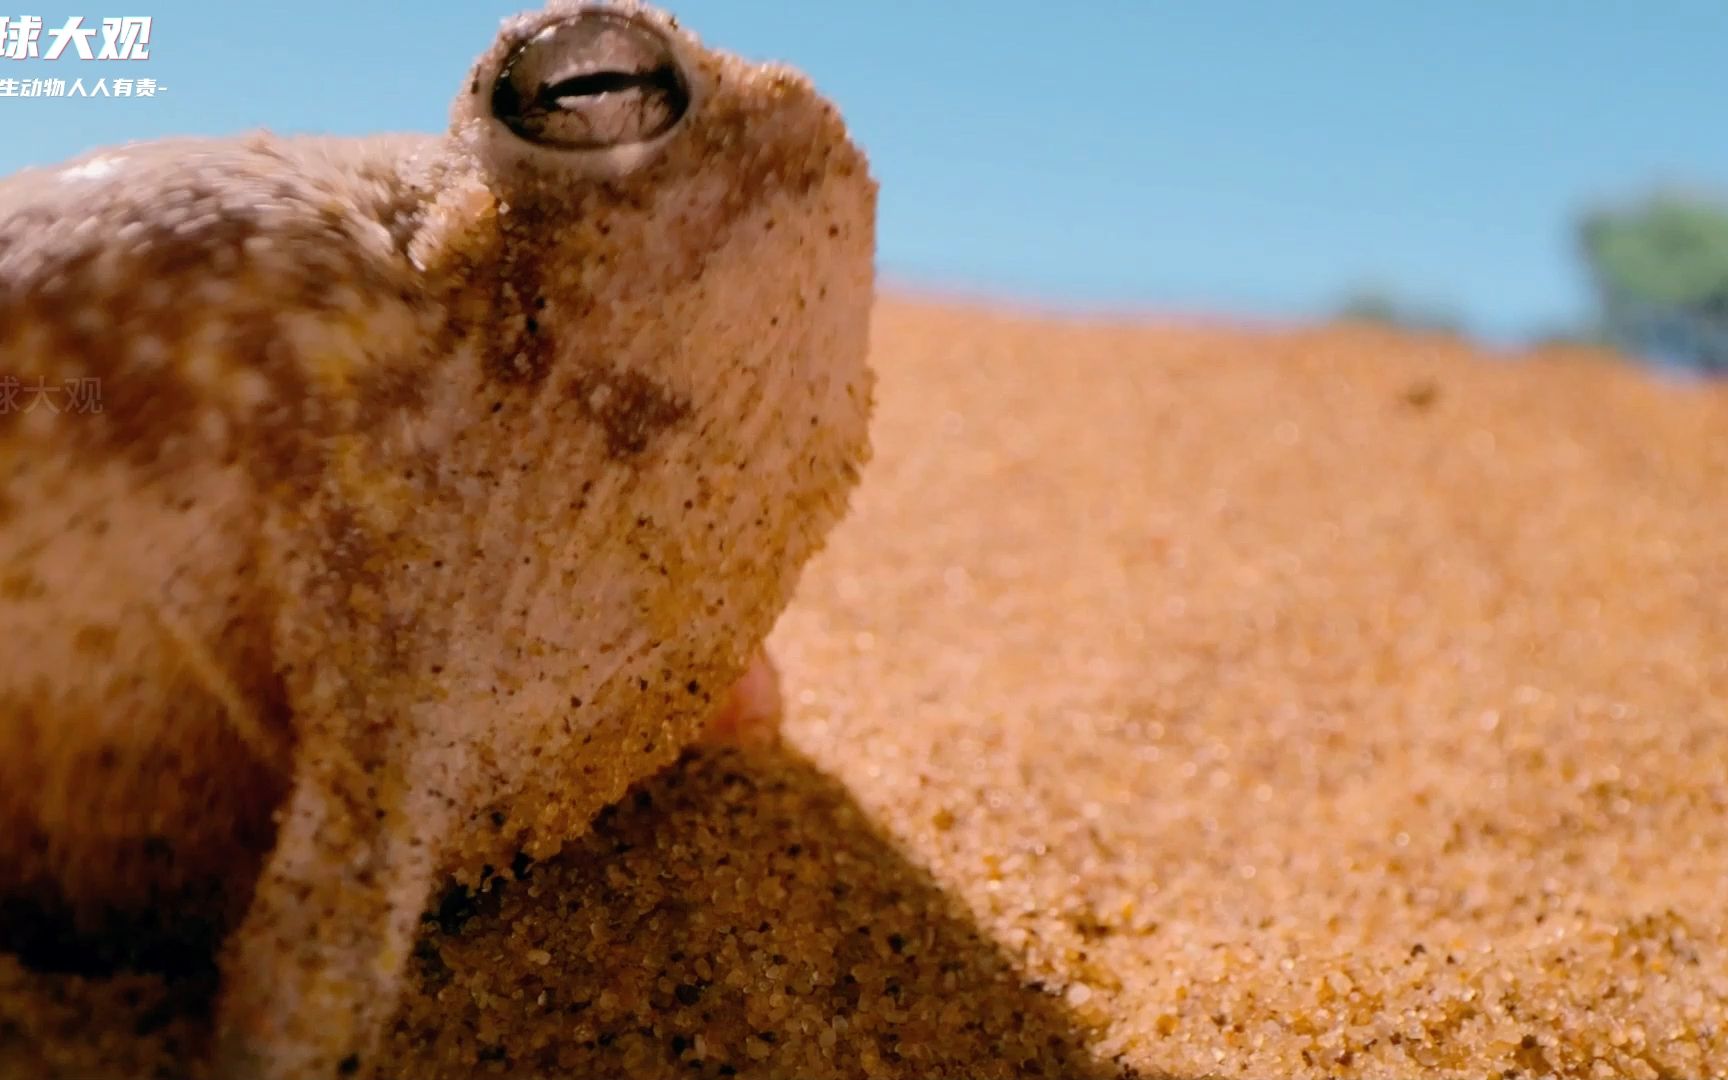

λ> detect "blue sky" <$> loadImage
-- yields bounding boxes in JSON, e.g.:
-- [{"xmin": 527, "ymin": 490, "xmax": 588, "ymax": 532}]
[{"xmin": 3, "ymin": 2, "xmax": 1725, "ymax": 339}]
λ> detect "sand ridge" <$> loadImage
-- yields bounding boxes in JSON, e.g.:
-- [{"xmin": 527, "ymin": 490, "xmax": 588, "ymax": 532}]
[{"xmin": 3, "ymin": 299, "xmax": 1726, "ymax": 1078}]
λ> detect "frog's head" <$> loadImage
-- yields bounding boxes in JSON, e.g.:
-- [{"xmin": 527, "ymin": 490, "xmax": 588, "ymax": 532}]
[{"xmin": 428, "ymin": 1, "xmax": 875, "ymax": 809}]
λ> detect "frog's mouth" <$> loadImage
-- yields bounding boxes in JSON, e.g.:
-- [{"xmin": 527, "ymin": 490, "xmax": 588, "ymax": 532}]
[{"xmin": 491, "ymin": 10, "xmax": 691, "ymax": 151}]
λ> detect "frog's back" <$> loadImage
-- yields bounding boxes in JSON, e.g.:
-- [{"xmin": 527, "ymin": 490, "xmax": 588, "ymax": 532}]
[{"xmin": 0, "ymin": 134, "xmax": 439, "ymax": 431}]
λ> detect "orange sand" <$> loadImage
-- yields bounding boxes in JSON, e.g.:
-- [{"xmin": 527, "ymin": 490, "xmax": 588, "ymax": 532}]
[{"xmin": 4, "ymin": 299, "xmax": 1726, "ymax": 1079}]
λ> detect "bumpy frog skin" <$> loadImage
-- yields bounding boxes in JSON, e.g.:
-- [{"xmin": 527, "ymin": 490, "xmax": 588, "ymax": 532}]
[{"xmin": 0, "ymin": 3, "xmax": 875, "ymax": 1075}]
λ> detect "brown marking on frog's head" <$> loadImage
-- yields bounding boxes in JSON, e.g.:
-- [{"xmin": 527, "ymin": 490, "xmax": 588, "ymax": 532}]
[{"xmin": 565, "ymin": 364, "xmax": 691, "ymax": 459}]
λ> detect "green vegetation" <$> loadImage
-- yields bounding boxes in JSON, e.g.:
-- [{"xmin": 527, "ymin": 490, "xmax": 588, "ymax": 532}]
[
  {"xmin": 1578, "ymin": 193, "xmax": 1728, "ymax": 372},
  {"xmin": 1328, "ymin": 191, "xmax": 1728, "ymax": 374}
]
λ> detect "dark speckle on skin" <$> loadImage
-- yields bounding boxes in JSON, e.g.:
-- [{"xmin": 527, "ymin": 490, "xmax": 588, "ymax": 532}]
[
  {"xmin": 565, "ymin": 367, "xmax": 691, "ymax": 459},
  {"xmin": 485, "ymin": 341, "xmax": 555, "ymax": 387},
  {"xmin": 0, "ymin": 570, "xmax": 45, "ymax": 601},
  {"xmin": 71, "ymin": 623, "xmax": 119, "ymax": 658}
]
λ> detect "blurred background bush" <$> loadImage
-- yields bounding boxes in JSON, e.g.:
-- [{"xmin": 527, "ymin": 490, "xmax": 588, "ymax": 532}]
[
  {"xmin": 1579, "ymin": 194, "xmax": 1728, "ymax": 372},
  {"xmin": 1339, "ymin": 191, "xmax": 1728, "ymax": 375}
]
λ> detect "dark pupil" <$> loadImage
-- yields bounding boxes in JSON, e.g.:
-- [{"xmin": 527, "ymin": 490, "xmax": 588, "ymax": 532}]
[{"xmin": 539, "ymin": 67, "xmax": 679, "ymax": 107}]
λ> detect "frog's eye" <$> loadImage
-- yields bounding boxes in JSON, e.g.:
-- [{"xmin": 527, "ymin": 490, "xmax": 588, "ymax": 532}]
[{"xmin": 492, "ymin": 12, "xmax": 689, "ymax": 151}]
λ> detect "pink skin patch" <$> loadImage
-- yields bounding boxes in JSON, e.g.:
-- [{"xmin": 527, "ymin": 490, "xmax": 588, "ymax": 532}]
[{"xmin": 703, "ymin": 649, "xmax": 783, "ymax": 745}]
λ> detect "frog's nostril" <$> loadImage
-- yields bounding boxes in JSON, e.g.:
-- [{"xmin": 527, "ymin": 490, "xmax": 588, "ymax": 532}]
[{"xmin": 491, "ymin": 11, "xmax": 689, "ymax": 151}]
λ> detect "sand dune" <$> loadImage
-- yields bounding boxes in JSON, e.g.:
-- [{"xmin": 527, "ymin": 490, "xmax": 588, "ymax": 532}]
[{"xmin": 4, "ymin": 299, "xmax": 1726, "ymax": 1078}]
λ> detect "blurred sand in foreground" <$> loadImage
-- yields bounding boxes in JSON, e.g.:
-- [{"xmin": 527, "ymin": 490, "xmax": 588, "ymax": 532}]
[{"xmin": 4, "ymin": 299, "xmax": 1727, "ymax": 1078}]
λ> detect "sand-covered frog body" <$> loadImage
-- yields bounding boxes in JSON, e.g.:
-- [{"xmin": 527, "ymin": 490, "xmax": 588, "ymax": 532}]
[{"xmin": 0, "ymin": 2, "xmax": 876, "ymax": 1075}]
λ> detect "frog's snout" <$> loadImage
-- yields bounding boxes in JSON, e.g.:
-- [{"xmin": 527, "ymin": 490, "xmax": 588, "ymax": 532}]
[{"xmin": 490, "ymin": 6, "xmax": 691, "ymax": 152}]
